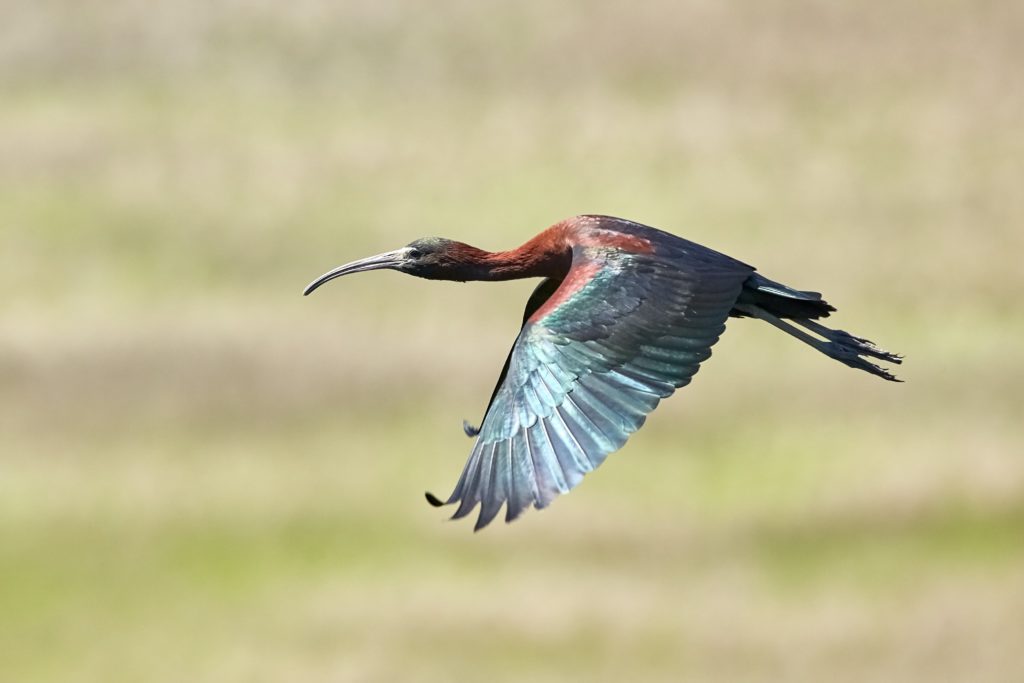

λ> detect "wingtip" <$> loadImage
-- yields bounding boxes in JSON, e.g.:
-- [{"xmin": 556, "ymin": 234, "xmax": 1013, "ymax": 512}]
[{"xmin": 424, "ymin": 491, "xmax": 446, "ymax": 507}]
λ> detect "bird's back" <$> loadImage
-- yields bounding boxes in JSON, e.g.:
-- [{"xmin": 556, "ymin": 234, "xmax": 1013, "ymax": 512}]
[{"xmin": 571, "ymin": 214, "xmax": 756, "ymax": 274}]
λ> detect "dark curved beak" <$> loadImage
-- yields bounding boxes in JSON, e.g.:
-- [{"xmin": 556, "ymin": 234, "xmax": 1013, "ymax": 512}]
[{"xmin": 303, "ymin": 248, "xmax": 408, "ymax": 296}]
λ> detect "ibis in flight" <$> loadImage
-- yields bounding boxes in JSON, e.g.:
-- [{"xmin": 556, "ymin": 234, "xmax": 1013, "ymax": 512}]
[{"xmin": 304, "ymin": 215, "xmax": 901, "ymax": 530}]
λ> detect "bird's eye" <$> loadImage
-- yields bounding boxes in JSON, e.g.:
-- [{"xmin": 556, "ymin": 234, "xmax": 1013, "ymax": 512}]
[{"xmin": 408, "ymin": 248, "xmax": 423, "ymax": 259}]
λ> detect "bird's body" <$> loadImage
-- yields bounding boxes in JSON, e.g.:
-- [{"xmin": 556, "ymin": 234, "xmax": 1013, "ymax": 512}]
[{"xmin": 305, "ymin": 215, "xmax": 902, "ymax": 530}]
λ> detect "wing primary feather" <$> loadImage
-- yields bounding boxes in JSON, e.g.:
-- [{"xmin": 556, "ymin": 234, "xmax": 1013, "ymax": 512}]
[
  {"xmin": 502, "ymin": 437, "xmax": 521, "ymax": 523},
  {"xmin": 493, "ymin": 440, "xmax": 511, "ymax": 518},
  {"xmin": 579, "ymin": 374, "xmax": 656, "ymax": 424},
  {"xmin": 540, "ymin": 416, "xmax": 582, "ymax": 490},
  {"xmin": 475, "ymin": 442, "xmax": 504, "ymax": 531},
  {"xmin": 518, "ymin": 426, "xmax": 544, "ymax": 502},
  {"xmin": 526, "ymin": 424, "xmax": 558, "ymax": 508},
  {"xmin": 569, "ymin": 382, "xmax": 632, "ymax": 442},
  {"xmin": 603, "ymin": 367, "xmax": 667, "ymax": 396},
  {"xmin": 608, "ymin": 362, "xmax": 677, "ymax": 387},
  {"xmin": 507, "ymin": 433, "xmax": 534, "ymax": 521},
  {"xmin": 632, "ymin": 355, "xmax": 690, "ymax": 377},
  {"xmin": 561, "ymin": 391, "xmax": 618, "ymax": 468},
  {"xmin": 546, "ymin": 408, "xmax": 593, "ymax": 475},
  {"xmin": 451, "ymin": 445, "xmax": 487, "ymax": 519},
  {"xmin": 443, "ymin": 449, "xmax": 475, "ymax": 505}
]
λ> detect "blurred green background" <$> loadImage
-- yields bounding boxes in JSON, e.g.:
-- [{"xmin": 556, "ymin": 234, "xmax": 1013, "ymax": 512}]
[{"xmin": 2, "ymin": 1, "xmax": 1022, "ymax": 681}]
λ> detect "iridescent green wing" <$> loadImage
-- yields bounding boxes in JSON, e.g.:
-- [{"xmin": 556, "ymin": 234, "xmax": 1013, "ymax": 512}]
[{"xmin": 433, "ymin": 245, "xmax": 753, "ymax": 530}]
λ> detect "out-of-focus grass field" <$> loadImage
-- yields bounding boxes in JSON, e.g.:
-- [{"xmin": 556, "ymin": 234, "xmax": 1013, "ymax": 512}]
[{"xmin": 3, "ymin": 1, "xmax": 1023, "ymax": 681}]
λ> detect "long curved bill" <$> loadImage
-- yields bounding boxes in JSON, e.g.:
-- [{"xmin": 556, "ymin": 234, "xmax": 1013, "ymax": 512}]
[{"xmin": 303, "ymin": 248, "xmax": 409, "ymax": 296}]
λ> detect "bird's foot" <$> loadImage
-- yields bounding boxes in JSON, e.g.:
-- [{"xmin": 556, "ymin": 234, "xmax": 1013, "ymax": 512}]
[
  {"xmin": 462, "ymin": 420, "xmax": 481, "ymax": 437},
  {"xmin": 796, "ymin": 318, "xmax": 903, "ymax": 381},
  {"xmin": 825, "ymin": 341, "xmax": 902, "ymax": 382},
  {"xmin": 826, "ymin": 328, "xmax": 904, "ymax": 364}
]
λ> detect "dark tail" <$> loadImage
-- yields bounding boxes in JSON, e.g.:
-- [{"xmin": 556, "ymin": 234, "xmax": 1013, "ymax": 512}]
[{"xmin": 732, "ymin": 274, "xmax": 903, "ymax": 382}]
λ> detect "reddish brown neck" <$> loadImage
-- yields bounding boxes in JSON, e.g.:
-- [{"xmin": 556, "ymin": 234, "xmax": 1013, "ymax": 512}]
[{"xmin": 447, "ymin": 226, "xmax": 573, "ymax": 281}]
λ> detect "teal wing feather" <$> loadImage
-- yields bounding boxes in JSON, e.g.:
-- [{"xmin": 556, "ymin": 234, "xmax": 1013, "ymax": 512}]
[{"xmin": 436, "ymin": 243, "xmax": 753, "ymax": 530}]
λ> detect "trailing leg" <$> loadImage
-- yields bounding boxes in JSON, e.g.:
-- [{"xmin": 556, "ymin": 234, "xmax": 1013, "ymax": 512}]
[{"xmin": 734, "ymin": 303, "xmax": 903, "ymax": 382}]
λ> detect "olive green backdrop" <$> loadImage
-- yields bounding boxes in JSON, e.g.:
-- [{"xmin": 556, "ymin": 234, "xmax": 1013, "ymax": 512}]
[{"xmin": 3, "ymin": 1, "xmax": 1022, "ymax": 681}]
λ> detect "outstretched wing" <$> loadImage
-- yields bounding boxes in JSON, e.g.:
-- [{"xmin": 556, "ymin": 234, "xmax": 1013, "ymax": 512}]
[{"xmin": 432, "ymin": 242, "xmax": 753, "ymax": 530}]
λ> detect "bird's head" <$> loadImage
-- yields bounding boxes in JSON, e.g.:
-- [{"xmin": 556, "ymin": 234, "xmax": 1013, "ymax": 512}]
[{"xmin": 303, "ymin": 237, "xmax": 483, "ymax": 295}]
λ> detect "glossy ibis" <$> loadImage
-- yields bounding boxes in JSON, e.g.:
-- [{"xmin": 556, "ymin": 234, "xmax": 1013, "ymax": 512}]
[{"xmin": 304, "ymin": 215, "xmax": 901, "ymax": 530}]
